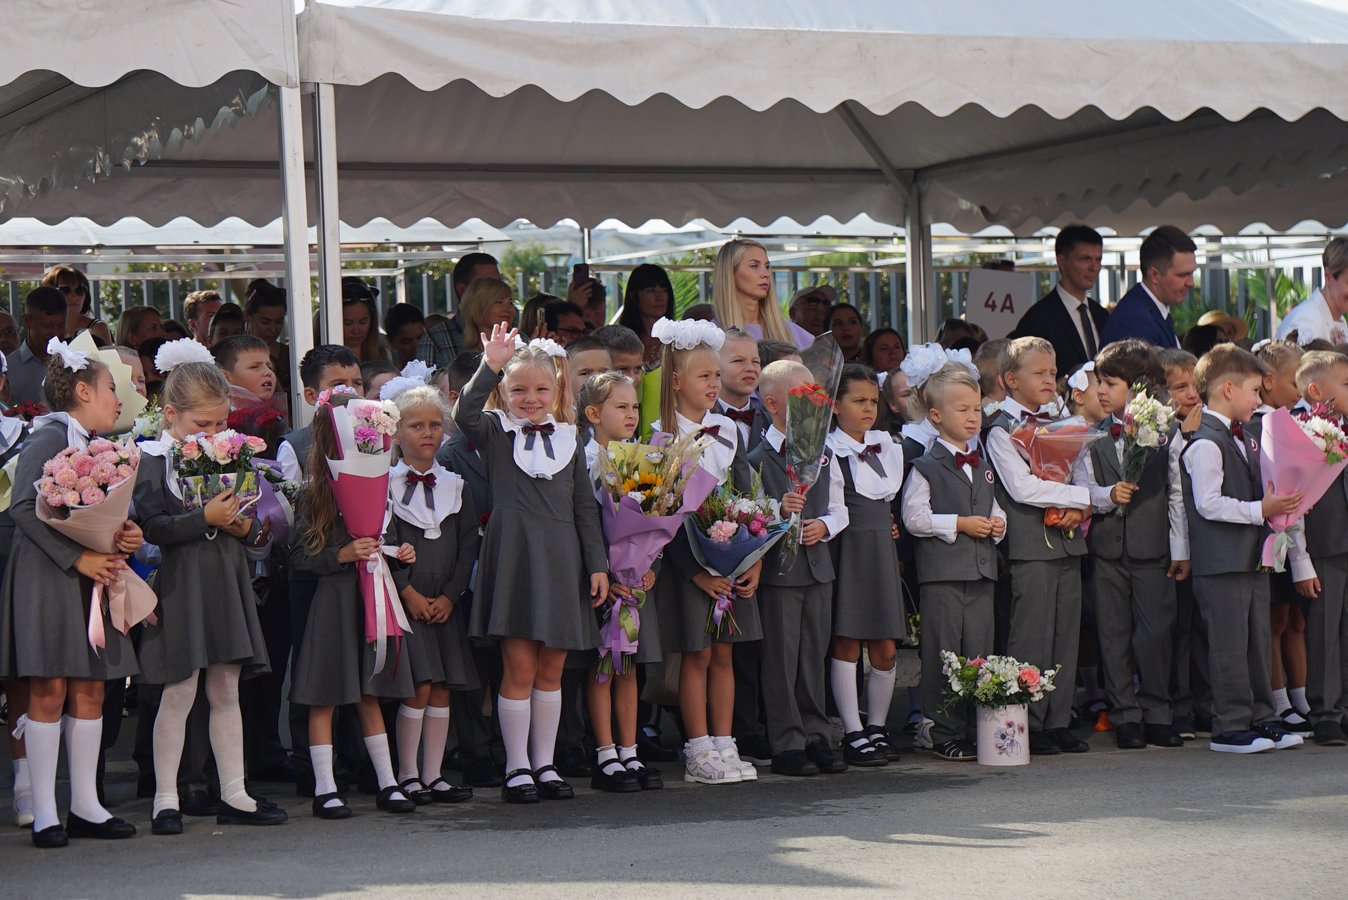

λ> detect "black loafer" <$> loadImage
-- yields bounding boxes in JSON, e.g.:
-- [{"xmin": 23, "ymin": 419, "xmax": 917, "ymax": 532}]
[
  {"xmin": 1313, "ymin": 720, "xmax": 1348, "ymax": 746},
  {"xmin": 1048, "ymin": 728, "xmax": 1089, "ymax": 753},
  {"xmin": 32, "ymin": 824, "xmax": 68, "ymax": 848},
  {"xmin": 464, "ymin": 758, "xmax": 504, "ymax": 788},
  {"xmin": 180, "ymin": 789, "xmax": 218, "ymax": 817},
  {"xmin": 554, "ymin": 748, "xmax": 594, "ymax": 779},
  {"xmin": 805, "ymin": 740, "xmax": 848, "ymax": 773},
  {"xmin": 625, "ymin": 761, "xmax": 663, "ymax": 790},
  {"xmin": 591, "ymin": 762, "xmax": 641, "ymax": 793},
  {"xmin": 1114, "ymin": 722, "xmax": 1146, "ymax": 749},
  {"xmin": 864, "ymin": 724, "xmax": 900, "ymax": 761},
  {"xmin": 1143, "ymin": 723, "xmax": 1184, "ymax": 748},
  {"xmin": 66, "ymin": 813, "xmax": 136, "ymax": 840},
  {"xmin": 312, "ymin": 793, "xmax": 351, "ymax": 819},
  {"xmin": 217, "ymin": 800, "xmax": 289, "ymax": 826},
  {"xmin": 427, "ymin": 781, "xmax": 474, "ymax": 803},
  {"xmin": 151, "ymin": 809, "xmax": 184, "ymax": 835},
  {"xmin": 532, "ymin": 765, "xmax": 575, "ymax": 800},
  {"xmin": 841, "ymin": 731, "xmax": 888, "ymax": 767},
  {"xmin": 500, "ymin": 769, "xmax": 539, "ymax": 804},
  {"xmin": 398, "ymin": 778, "xmax": 434, "ymax": 806},
  {"xmin": 769, "ymin": 749, "xmax": 819, "ymax": 776},
  {"xmin": 637, "ymin": 731, "xmax": 680, "ymax": 763},
  {"xmin": 375, "ymin": 785, "xmax": 417, "ymax": 813},
  {"xmin": 1028, "ymin": 731, "xmax": 1061, "ymax": 755}
]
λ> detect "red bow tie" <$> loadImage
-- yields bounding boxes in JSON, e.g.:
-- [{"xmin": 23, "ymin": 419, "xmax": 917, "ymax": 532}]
[
  {"xmin": 1110, "ymin": 423, "xmax": 1122, "ymax": 440},
  {"xmin": 858, "ymin": 443, "xmax": 882, "ymax": 460},
  {"xmin": 700, "ymin": 424, "xmax": 733, "ymax": 448},
  {"xmin": 521, "ymin": 422, "xmax": 556, "ymax": 459},
  {"xmin": 402, "ymin": 470, "xmax": 437, "ymax": 508},
  {"xmin": 1024, "ymin": 413, "xmax": 1053, "ymax": 425},
  {"xmin": 407, "ymin": 471, "xmax": 436, "ymax": 487},
  {"xmin": 856, "ymin": 443, "xmax": 888, "ymax": 478},
  {"xmin": 722, "ymin": 407, "xmax": 756, "ymax": 425},
  {"xmin": 1230, "ymin": 422, "xmax": 1244, "ymax": 442},
  {"xmin": 955, "ymin": 450, "xmax": 981, "ymax": 469}
]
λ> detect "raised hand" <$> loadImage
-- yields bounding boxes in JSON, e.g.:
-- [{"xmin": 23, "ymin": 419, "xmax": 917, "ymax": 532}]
[{"xmin": 482, "ymin": 323, "xmax": 520, "ymax": 373}]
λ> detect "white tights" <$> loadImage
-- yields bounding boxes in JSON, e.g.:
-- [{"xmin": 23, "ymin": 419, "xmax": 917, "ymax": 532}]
[{"xmin": 152, "ymin": 664, "xmax": 255, "ymax": 816}]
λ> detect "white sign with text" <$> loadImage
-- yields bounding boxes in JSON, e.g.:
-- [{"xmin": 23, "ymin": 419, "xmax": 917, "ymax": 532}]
[{"xmin": 965, "ymin": 268, "xmax": 1037, "ymax": 340}]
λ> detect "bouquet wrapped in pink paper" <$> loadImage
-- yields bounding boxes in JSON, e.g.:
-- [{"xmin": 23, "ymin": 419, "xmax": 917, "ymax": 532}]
[
  {"xmin": 35, "ymin": 436, "xmax": 157, "ymax": 653},
  {"xmin": 321, "ymin": 394, "xmax": 411, "ymax": 674},
  {"xmin": 593, "ymin": 433, "xmax": 717, "ymax": 680},
  {"xmin": 1259, "ymin": 405, "xmax": 1348, "ymax": 571}
]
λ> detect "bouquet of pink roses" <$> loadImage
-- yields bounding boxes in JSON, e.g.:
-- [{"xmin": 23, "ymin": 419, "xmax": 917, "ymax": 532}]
[{"xmin": 171, "ymin": 429, "xmax": 269, "ymax": 513}]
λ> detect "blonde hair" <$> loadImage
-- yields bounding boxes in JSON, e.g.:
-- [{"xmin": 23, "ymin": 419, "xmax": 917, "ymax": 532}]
[
  {"xmin": 912, "ymin": 361, "xmax": 975, "ymax": 420},
  {"xmin": 712, "ymin": 239, "xmax": 792, "ymax": 343},
  {"xmin": 578, "ymin": 371, "xmax": 637, "ymax": 425},
  {"xmin": 999, "ymin": 336, "xmax": 1056, "ymax": 380},
  {"xmin": 1324, "ymin": 237, "xmax": 1348, "ymax": 280},
  {"xmin": 658, "ymin": 343, "xmax": 721, "ymax": 432},
  {"xmin": 487, "ymin": 345, "xmax": 575, "ymax": 424},
  {"xmin": 1195, "ymin": 345, "xmax": 1267, "ymax": 401},
  {"xmin": 161, "ymin": 361, "xmax": 230, "ymax": 414},
  {"xmin": 1157, "ymin": 348, "xmax": 1198, "ymax": 378},
  {"xmin": 1295, "ymin": 350, "xmax": 1348, "ymax": 394},
  {"xmin": 758, "ymin": 359, "xmax": 812, "ymax": 402},
  {"xmin": 923, "ymin": 364, "xmax": 981, "ymax": 415},
  {"xmin": 393, "ymin": 384, "xmax": 449, "ymax": 420},
  {"xmin": 459, "ymin": 278, "xmax": 516, "ymax": 353},
  {"xmin": 1254, "ymin": 339, "xmax": 1303, "ymax": 375},
  {"xmin": 114, "ymin": 306, "xmax": 161, "ymax": 346}
]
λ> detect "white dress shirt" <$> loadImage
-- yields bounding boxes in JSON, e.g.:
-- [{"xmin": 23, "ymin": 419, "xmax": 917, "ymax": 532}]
[
  {"xmin": 1182, "ymin": 407, "xmax": 1312, "ymax": 580},
  {"xmin": 1072, "ymin": 414, "xmax": 1189, "ymax": 560},
  {"xmin": 276, "ymin": 440, "xmax": 302, "ymax": 483},
  {"xmin": 762, "ymin": 424, "xmax": 848, "ymax": 540},
  {"xmin": 899, "ymin": 417, "xmax": 940, "ymax": 452},
  {"xmin": 1058, "ymin": 285, "xmax": 1099, "ymax": 353},
  {"xmin": 1275, "ymin": 288, "xmax": 1348, "ymax": 346},
  {"xmin": 984, "ymin": 398, "xmax": 1091, "ymax": 511},
  {"xmin": 717, "ymin": 397, "xmax": 757, "ymax": 447},
  {"xmin": 826, "ymin": 429, "xmax": 904, "ymax": 502},
  {"xmin": 901, "ymin": 437, "xmax": 1007, "ymax": 543}
]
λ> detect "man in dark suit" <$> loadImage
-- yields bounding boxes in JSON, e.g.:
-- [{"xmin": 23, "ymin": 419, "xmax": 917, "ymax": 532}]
[
  {"xmin": 1099, "ymin": 225, "xmax": 1196, "ymax": 350},
  {"xmin": 1010, "ymin": 225, "xmax": 1110, "ymax": 377}
]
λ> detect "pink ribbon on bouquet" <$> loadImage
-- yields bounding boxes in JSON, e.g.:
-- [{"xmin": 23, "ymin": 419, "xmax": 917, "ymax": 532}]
[
  {"xmin": 364, "ymin": 544, "xmax": 412, "ymax": 676},
  {"xmin": 87, "ymin": 570, "xmax": 158, "ymax": 655}
]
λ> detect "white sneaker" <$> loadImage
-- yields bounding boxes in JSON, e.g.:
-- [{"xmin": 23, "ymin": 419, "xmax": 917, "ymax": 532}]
[
  {"xmin": 12, "ymin": 789, "xmax": 32, "ymax": 828},
  {"xmin": 716, "ymin": 742, "xmax": 758, "ymax": 782},
  {"xmin": 684, "ymin": 746, "xmax": 741, "ymax": 784},
  {"xmin": 916, "ymin": 717, "xmax": 935, "ymax": 750}
]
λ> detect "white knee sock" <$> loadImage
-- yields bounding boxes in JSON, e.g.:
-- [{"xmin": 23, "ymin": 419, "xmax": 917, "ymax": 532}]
[
  {"xmin": 152, "ymin": 671, "xmax": 199, "ymax": 816},
  {"xmin": 13, "ymin": 757, "xmax": 31, "ymax": 815},
  {"xmin": 497, "ymin": 695, "xmax": 532, "ymax": 788},
  {"xmin": 1290, "ymin": 686, "xmax": 1310, "ymax": 715},
  {"xmin": 363, "ymin": 734, "xmax": 398, "ymax": 791},
  {"xmin": 19, "ymin": 718, "xmax": 60, "ymax": 832},
  {"xmin": 420, "ymin": 706, "xmax": 451, "ymax": 788},
  {"xmin": 830, "ymin": 658, "xmax": 863, "ymax": 734},
  {"xmin": 64, "ymin": 716, "xmax": 111, "ymax": 823},
  {"xmin": 204, "ymin": 664, "xmax": 255, "ymax": 813},
  {"xmin": 309, "ymin": 744, "xmax": 342, "ymax": 808},
  {"xmin": 395, "ymin": 705, "xmax": 425, "ymax": 785},
  {"xmin": 866, "ymin": 663, "xmax": 897, "ymax": 729},
  {"xmin": 1273, "ymin": 686, "xmax": 1291, "ymax": 714},
  {"xmin": 529, "ymin": 689, "xmax": 563, "ymax": 783}
]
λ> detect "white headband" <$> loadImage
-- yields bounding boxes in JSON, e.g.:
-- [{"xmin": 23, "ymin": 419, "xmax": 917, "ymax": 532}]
[
  {"xmin": 47, "ymin": 336, "xmax": 90, "ymax": 372},
  {"xmin": 154, "ymin": 337, "xmax": 214, "ymax": 373},
  {"xmin": 650, "ymin": 317, "xmax": 725, "ymax": 352},
  {"xmin": 1067, "ymin": 361, "xmax": 1095, "ymax": 392}
]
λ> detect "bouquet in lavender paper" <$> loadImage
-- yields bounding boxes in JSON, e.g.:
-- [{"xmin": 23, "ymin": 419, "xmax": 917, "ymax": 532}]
[{"xmin": 594, "ymin": 431, "xmax": 717, "ymax": 680}]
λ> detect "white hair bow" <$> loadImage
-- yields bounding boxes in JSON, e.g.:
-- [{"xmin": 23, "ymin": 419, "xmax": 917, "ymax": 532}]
[
  {"xmin": 943, "ymin": 346, "xmax": 981, "ymax": 380},
  {"xmin": 378, "ymin": 360, "xmax": 436, "ymax": 401},
  {"xmin": 1251, "ymin": 339, "xmax": 1272, "ymax": 353},
  {"xmin": 650, "ymin": 317, "xmax": 725, "ymax": 351},
  {"xmin": 529, "ymin": 338, "xmax": 569, "ymax": 359},
  {"xmin": 1066, "ymin": 361, "xmax": 1095, "ymax": 392},
  {"xmin": 153, "ymin": 337, "xmax": 214, "ymax": 373},
  {"xmin": 899, "ymin": 342, "xmax": 947, "ymax": 389},
  {"xmin": 47, "ymin": 337, "xmax": 90, "ymax": 372}
]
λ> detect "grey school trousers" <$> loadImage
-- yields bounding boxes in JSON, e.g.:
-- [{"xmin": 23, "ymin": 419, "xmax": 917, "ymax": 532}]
[
  {"xmin": 1007, "ymin": 558, "xmax": 1082, "ymax": 732},
  {"xmin": 1306, "ymin": 553, "xmax": 1348, "ymax": 726},
  {"xmin": 1171, "ymin": 576, "xmax": 1213, "ymax": 722},
  {"xmin": 1191, "ymin": 572, "xmax": 1277, "ymax": 736},
  {"xmin": 1089, "ymin": 555, "xmax": 1176, "ymax": 726},
  {"xmin": 759, "ymin": 582, "xmax": 832, "ymax": 754},
  {"xmin": 920, "ymin": 580, "xmax": 995, "ymax": 745}
]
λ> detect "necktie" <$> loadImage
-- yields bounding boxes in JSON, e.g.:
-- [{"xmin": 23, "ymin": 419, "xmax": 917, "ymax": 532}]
[
  {"xmin": 955, "ymin": 450, "xmax": 981, "ymax": 469},
  {"xmin": 1077, "ymin": 303, "xmax": 1098, "ymax": 358},
  {"xmin": 402, "ymin": 470, "xmax": 436, "ymax": 508},
  {"xmin": 1163, "ymin": 313, "xmax": 1180, "ymax": 348},
  {"xmin": 856, "ymin": 444, "xmax": 887, "ymax": 478},
  {"xmin": 700, "ymin": 424, "xmax": 734, "ymax": 448},
  {"xmin": 521, "ymin": 422, "xmax": 556, "ymax": 459},
  {"xmin": 1110, "ymin": 423, "xmax": 1122, "ymax": 440},
  {"xmin": 722, "ymin": 407, "xmax": 756, "ymax": 425}
]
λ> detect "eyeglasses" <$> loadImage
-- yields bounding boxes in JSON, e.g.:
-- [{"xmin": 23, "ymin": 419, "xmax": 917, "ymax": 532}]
[
  {"xmin": 57, "ymin": 284, "xmax": 87, "ymax": 297},
  {"xmin": 554, "ymin": 327, "xmax": 586, "ymax": 339}
]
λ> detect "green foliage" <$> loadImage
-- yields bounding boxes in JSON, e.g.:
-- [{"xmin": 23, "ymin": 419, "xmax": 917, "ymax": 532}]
[{"xmin": 499, "ymin": 243, "xmax": 557, "ymax": 298}]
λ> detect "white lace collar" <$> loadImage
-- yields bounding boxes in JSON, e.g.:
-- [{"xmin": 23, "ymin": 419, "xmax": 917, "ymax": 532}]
[
  {"xmin": 389, "ymin": 460, "xmax": 463, "ymax": 539},
  {"xmin": 657, "ymin": 410, "xmax": 738, "ymax": 485},
  {"xmin": 826, "ymin": 429, "xmax": 904, "ymax": 501},
  {"xmin": 0, "ymin": 416, "xmax": 23, "ymax": 454},
  {"xmin": 31, "ymin": 411, "xmax": 90, "ymax": 449},
  {"xmin": 489, "ymin": 409, "xmax": 577, "ymax": 480},
  {"xmin": 900, "ymin": 417, "xmax": 940, "ymax": 452}
]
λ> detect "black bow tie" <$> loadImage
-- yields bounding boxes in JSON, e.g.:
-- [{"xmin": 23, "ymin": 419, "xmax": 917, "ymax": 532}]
[
  {"xmin": 700, "ymin": 424, "xmax": 734, "ymax": 448},
  {"xmin": 521, "ymin": 422, "xmax": 556, "ymax": 458},
  {"xmin": 856, "ymin": 443, "xmax": 887, "ymax": 478},
  {"xmin": 722, "ymin": 407, "xmax": 756, "ymax": 425},
  {"xmin": 955, "ymin": 450, "xmax": 981, "ymax": 469},
  {"xmin": 1110, "ymin": 422, "xmax": 1122, "ymax": 440},
  {"xmin": 402, "ymin": 470, "xmax": 436, "ymax": 508}
]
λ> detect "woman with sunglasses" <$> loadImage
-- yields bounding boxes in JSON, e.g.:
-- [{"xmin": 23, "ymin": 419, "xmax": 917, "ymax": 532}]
[{"xmin": 40, "ymin": 267, "xmax": 111, "ymax": 345}]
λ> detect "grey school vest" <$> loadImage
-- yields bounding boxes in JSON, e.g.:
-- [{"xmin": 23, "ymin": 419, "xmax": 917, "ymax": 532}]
[
  {"xmin": 1085, "ymin": 419, "xmax": 1173, "ymax": 562},
  {"xmin": 985, "ymin": 411, "xmax": 1087, "ymax": 562},
  {"xmin": 910, "ymin": 443, "xmax": 999, "ymax": 583},
  {"xmin": 281, "ymin": 427, "xmax": 313, "ymax": 476},
  {"xmin": 1305, "ymin": 469, "xmax": 1348, "ymax": 560},
  {"xmin": 1180, "ymin": 413, "xmax": 1263, "ymax": 576},
  {"xmin": 749, "ymin": 442, "xmax": 836, "ymax": 587}
]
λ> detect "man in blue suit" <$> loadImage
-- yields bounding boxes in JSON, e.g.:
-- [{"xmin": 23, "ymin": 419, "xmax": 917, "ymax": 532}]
[{"xmin": 1099, "ymin": 225, "xmax": 1197, "ymax": 350}]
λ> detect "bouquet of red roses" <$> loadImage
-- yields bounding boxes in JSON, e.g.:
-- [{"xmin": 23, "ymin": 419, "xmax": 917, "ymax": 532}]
[{"xmin": 1009, "ymin": 415, "xmax": 1107, "ymax": 531}]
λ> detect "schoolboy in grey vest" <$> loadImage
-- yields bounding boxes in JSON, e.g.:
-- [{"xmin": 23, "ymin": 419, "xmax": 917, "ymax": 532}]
[
  {"xmin": 743, "ymin": 427, "xmax": 849, "ymax": 769},
  {"xmin": 1180, "ymin": 345, "xmax": 1307, "ymax": 752},
  {"xmin": 983, "ymin": 338, "xmax": 1091, "ymax": 752},
  {"xmin": 1076, "ymin": 341, "xmax": 1189, "ymax": 748}
]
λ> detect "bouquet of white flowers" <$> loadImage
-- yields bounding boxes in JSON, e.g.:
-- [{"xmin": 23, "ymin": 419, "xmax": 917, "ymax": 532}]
[
  {"xmin": 939, "ymin": 651, "xmax": 1058, "ymax": 709},
  {"xmin": 1117, "ymin": 383, "xmax": 1177, "ymax": 515}
]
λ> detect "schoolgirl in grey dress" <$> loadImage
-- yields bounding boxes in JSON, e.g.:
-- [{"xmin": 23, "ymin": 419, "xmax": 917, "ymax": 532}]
[
  {"xmin": 453, "ymin": 326, "xmax": 608, "ymax": 803},
  {"xmin": 0, "ymin": 347, "xmax": 140, "ymax": 847},
  {"xmin": 133, "ymin": 358, "xmax": 283, "ymax": 835}
]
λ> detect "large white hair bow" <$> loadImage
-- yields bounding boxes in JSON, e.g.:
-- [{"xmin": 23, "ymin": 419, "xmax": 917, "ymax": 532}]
[
  {"xmin": 1066, "ymin": 361, "xmax": 1095, "ymax": 392},
  {"xmin": 378, "ymin": 359, "xmax": 436, "ymax": 401},
  {"xmin": 154, "ymin": 337, "xmax": 214, "ymax": 373},
  {"xmin": 650, "ymin": 317, "xmax": 725, "ymax": 351},
  {"xmin": 943, "ymin": 346, "xmax": 980, "ymax": 380},
  {"xmin": 46, "ymin": 337, "xmax": 90, "ymax": 372}
]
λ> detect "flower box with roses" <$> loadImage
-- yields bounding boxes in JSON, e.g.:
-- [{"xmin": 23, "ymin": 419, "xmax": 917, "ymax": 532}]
[{"xmin": 169, "ymin": 429, "xmax": 269, "ymax": 512}]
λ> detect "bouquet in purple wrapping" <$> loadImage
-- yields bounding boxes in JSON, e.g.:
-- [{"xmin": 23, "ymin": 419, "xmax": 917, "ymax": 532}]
[
  {"xmin": 594, "ymin": 431, "xmax": 717, "ymax": 681},
  {"xmin": 685, "ymin": 471, "xmax": 790, "ymax": 639}
]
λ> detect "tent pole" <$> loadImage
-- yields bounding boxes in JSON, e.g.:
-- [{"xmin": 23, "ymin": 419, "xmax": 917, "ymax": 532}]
[
  {"xmin": 277, "ymin": 83, "xmax": 315, "ymax": 426},
  {"xmin": 904, "ymin": 182, "xmax": 933, "ymax": 345},
  {"xmin": 313, "ymin": 82, "xmax": 343, "ymax": 345}
]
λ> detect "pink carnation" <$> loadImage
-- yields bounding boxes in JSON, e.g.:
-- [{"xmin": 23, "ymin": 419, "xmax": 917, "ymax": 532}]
[
  {"xmin": 748, "ymin": 521, "xmax": 766, "ymax": 538},
  {"xmin": 54, "ymin": 467, "xmax": 78, "ymax": 488},
  {"xmin": 80, "ymin": 486, "xmax": 105, "ymax": 506},
  {"xmin": 354, "ymin": 426, "xmax": 379, "ymax": 443},
  {"xmin": 42, "ymin": 458, "xmax": 59, "ymax": 476},
  {"xmin": 87, "ymin": 438, "xmax": 115, "ymax": 455},
  {"xmin": 1019, "ymin": 668, "xmax": 1040, "ymax": 688},
  {"xmin": 707, "ymin": 520, "xmax": 738, "ymax": 543},
  {"xmin": 72, "ymin": 456, "xmax": 95, "ymax": 477},
  {"xmin": 969, "ymin": 658, "xmax": 987, "ymax": 667}
]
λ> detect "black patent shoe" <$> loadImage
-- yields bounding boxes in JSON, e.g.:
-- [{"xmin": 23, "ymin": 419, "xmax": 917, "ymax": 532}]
[
  {"xmin": 841, "ymin": 731, "xmax": 888, "ymax": 767},
  {"xmin": 217, "ymin": 800, "xmax": 289, "ymax": 826},
  {"xmin": 427, "ymin": 780, "xmax": 473, "ymax": 803},
  {"xmin": 32, "ymin": 824, "xmax": 68, "ymax": 848},
  {"xmin": 151, "ymin": 809, "xmax": 184, "ymax": 835},
  {"xmin": 624, "ymin": 760, "xmax": 663, "ymax": 790},
  {"xmin": 590, "ymin": 760, "xmax": 641, "ymax": 793},
  {"xmin": 66, "ymin": 813, "xmax": 136, "ymax": 840},
  {"xmin": 500, "ymin": 769, "xmax": 539, "ymax": 804},
  {"xmin": 375, "ymin": 785, "xmax": 416, "ymax": 813},
  {"xmin": 864, "ymin": 724, "xmax": 900, "ymax": 761},
  {"xmin": 312, "ymin": 793, "xmax": 351, "ymax": 819},
  {"xmin": 532, "ymin": 765, "xmax": 575, "ymax": 800},
  {"xmin": 398, "ymin": 777, "xmax": 434, "ymax": 806},
  {"xmin": 1048, "ymin": 728, "xmax": 1090, "ymax": 753}
]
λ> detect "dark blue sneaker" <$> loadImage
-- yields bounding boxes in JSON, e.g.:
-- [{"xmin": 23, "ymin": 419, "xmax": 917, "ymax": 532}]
[{"xmin": 1209, "ymin": 731, "xmax": 1275, "ymax": 754}]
